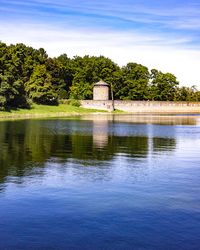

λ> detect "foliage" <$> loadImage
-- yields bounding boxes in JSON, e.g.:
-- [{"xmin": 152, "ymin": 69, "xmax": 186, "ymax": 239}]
[
  {"xmin": 149, "ymin": 69, "xmax": 179, "ymax": 101},
  {"xmin": 25, "ymin": 65, "xmax": 58, "ymax": 105},
  {"xmin": 116, "ymin": 63, "xmax": 150, "ymax": 100},
  {"xmin": 174, "ymin": 85, "xmax": 200, "ymax": 101},
  {"xmin": 0, "ymin": 42, "xmax": 48, "ymax": 109},
  {"xmin": 69, "ymin": 55, "xmax": 120, "ymax": 99},
  {"xmin": 70, "ymin": 82, "xmax": 93, "ymax": 100},
  {"xmin": 67, "ymin": 99, "xmax": 81, "ymax": 107}
]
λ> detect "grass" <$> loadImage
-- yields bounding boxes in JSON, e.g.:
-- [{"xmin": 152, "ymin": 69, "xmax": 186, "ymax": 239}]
[{"xmin": 0, "ymin": 104, "xmax": 107, "ymax": 119}]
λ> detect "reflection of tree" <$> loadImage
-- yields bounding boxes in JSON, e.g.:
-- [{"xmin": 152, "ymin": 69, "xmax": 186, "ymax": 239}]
[
  {"xmin": 112, "ymin": 136, "xmax": 148, "ymax": 157},
  {"xmin": 0, "ymin": 121, "xmax": 54, "ymax": 182},
  {"xmin": 71, "ymin": 135, "xmax": 149, "ymax": 162},
  {"xmin": 0, "ymin": 119, "xmax": 176, "ymax": 186},
  {"xmin": 153, "ymin": 138, "xmax": 176, "ymax": 152}
]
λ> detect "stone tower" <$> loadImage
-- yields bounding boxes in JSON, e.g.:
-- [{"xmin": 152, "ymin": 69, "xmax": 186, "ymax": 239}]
[{"xmin": 93, "ymin": 80, "xmax": 109, "ymax": 100}]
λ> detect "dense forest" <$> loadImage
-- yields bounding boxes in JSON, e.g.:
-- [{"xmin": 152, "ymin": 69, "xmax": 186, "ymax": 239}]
[{"xmin": 0, "ymin": 41, "xmax": 200, "ymax": 110}]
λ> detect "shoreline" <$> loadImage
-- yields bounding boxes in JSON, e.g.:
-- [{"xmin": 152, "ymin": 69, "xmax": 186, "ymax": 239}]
[
  {"xmin": 0, "ymin": 110, "xmax": 200, "ymax": 121},
  {"xmin": 0, "ymin": 103, "xmax": 200, "ymax": 121}
]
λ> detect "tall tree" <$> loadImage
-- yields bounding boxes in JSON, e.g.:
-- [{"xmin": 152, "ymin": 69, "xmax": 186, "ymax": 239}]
[
  {"xmin": 55, "ymin": 54, "xmax": 73, "ymax": 98},
  {"xmin": 116, "ymin": 63, "xmax": 150, "ymax": 100},
  {"xmin": 25, "ymin": 65, "xmax": 58, "ymax": 105},
  {"xmin": 149, "ymin": 69, "xmax": 179, "ymax": 101},
  {"xmin": 69, "ymin": 55, "xmax": 120, "ymax": 99}
]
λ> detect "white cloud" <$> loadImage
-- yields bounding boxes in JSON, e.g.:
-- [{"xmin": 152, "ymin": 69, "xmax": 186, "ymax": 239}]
[{"xmin": 1, "ymin": 21, "xmax": 200, "ymax": 87}]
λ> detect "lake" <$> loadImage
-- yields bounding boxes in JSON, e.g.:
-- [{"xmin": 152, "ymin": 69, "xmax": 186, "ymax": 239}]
[{"xmin": 0, "ymin": 114, "xmax": 200, "ymax": 250}]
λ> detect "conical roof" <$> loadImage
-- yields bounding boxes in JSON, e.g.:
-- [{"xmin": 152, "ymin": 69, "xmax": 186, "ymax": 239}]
[{"xmin": 93, "ymin": 80, "xmax": 109, "ymax": 87}]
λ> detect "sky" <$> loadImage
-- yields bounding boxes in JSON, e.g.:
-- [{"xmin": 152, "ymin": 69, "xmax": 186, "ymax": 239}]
[{"xmin": 0, "ymin": 0, "xmax": 200, "ymax": 87}]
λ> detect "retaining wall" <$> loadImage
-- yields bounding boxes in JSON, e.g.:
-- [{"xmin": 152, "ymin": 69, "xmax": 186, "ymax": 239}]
[{"xmin": 80, "ymin": 100, "xmax": 200, "ymax": 113}]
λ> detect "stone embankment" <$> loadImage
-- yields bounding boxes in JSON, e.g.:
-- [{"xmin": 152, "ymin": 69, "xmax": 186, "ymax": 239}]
[{"xmin": 81, "ymin": 100, "xmax": 200, "ymax": 113}]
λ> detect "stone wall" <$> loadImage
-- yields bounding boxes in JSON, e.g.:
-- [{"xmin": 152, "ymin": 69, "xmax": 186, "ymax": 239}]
[{"xmin": 80, "ymin": 100, "xmax": 200, "ymax": 113}]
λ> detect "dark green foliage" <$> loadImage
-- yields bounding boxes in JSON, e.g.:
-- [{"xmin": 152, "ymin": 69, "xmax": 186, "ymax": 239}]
[
  {"xmin": 0, "ymin": 42, "xmax": 49, "ymax": 109},
  {"xmin": 69, "ymin": 55, "xmax": 120, "ymax": 100},
  {"xmin": 0, "ymin": 41, "xmax": 199, "ymax": 110},
  {"xmin": 115, "ymin": 63, "xmax": 150, "ymax": 100},
  {"xmin": 45, "ymin": 58, "xmax": 67, "ymax": 98},
  {"xmin": 25, "ymin": 65, "xmax": 58, "ymax": 105},
  {"xmin": 149, "ymin": 69, "xmax": 179, "ymax": 101},
  {"xmin": 70, "ymin": 82, "xmax": 93, "ymax": 100},
  {"xmin": 56, "ymin": 54, "xmax": 74, "ymax": 98}
]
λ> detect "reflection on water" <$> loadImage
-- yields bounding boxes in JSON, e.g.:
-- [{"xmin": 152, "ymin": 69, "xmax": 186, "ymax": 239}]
[
  {"xmin": 82, "ymin": 113, "xmax": 200, "ymax": 125},
  {"xmin": 93, "ymin": 120, "xmax": 109, "ymax": 148},
  {"xmin": 0, "ymin": 115, "xmax": 200, "ymax": 249},
  {"xmin": 0, "ymin": 117, "xmax": 179, "ymax": 184}
]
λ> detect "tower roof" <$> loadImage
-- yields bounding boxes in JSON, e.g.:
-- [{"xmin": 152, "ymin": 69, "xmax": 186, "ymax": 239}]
[{"xmin": 93, "ymin": 80, "xmax": 109, "ymax": 87}]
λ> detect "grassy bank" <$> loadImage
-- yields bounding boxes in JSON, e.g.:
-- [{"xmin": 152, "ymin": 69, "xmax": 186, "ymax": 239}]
[{"xmin": 0, "ymin": 104, "xmax": 107, "ymax": 119}]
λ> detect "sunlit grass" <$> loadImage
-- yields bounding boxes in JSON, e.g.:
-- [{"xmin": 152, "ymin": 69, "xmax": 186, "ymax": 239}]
[{"xmin": 0, "ymin": 104, "xmax": 107, "ymax": 119}]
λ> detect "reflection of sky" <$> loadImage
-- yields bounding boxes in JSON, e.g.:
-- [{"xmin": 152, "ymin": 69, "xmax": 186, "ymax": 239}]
[{"xmin": 43, "ymin": 116, "xmax": 200, "ymax": 139}]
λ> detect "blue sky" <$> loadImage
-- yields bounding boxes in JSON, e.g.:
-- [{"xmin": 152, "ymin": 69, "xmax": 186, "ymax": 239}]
[{"xmin": 1, "ymin": 0, "xmax": 200, "ymax": 86}]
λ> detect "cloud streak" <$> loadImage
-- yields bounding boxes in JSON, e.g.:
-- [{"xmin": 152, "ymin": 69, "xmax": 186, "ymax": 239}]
[
  {"xmin": 1, "ymin": 0, "xmax": 200, "ymax": 87},
  {"xmin": 1, "ymin": 0, "xmax": 200, "ymax": 31}
]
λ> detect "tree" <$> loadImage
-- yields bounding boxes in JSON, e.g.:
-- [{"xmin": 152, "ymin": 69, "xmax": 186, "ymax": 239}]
[
  {"xmin": 175, "ymin": 85, "xmax": 200, "ymax": 101},
  {"xmin": 0, "ymin": 42, "xmax": 50, "ymax": 109},
  {"xmin": 0, "ymin": 43, "xmax": 29, "ymax": 109},
  {"xmin": 149, "ymin": 69, "xmax": 179, "ymax": 101},
  {"xmin": 45, "ymin": 58, "xmax": 68, "ymax": 99},
  {"xmin": 25, "ymin": 65, "xmax": 58, "ymax": 105},
  {"xmin": 116, "ymin": 63, "xmax": 150, "ymax": 100},
  {"xmin": 69, "ymin": 55, "xmax": 120, "ymax": 99}
]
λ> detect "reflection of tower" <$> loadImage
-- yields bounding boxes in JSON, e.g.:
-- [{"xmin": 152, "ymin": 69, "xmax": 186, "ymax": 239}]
[
  {"xmin": 92, "ymin": 118, "xmax": 109, "ymax": 148},
  {"xmin": 147, "ymin": 124, "xmax": 153, "ymax": 163}
]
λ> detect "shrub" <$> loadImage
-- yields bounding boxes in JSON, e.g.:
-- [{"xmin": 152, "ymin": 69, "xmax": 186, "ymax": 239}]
[{"xmin": 67, "ymin": 99, "xmax": 81, "ymax": 107}]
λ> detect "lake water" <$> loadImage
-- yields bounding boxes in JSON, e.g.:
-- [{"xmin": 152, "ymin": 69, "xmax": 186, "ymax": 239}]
[{"xmin": 0, "ymin": 114, "xmax": 200, "ymax": 250}]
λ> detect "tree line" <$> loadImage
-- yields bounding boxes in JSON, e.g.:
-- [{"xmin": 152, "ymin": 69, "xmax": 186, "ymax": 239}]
[{"xmin": 0, "ymin": 41, "xmax": 200, "ymax": 109}]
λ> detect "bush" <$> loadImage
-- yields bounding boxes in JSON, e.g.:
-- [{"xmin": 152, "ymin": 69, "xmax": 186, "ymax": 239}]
[
  {"xmin": 67, "ymin": 99, "xmax": 81, "ymax": 107},
  {"xmin": 58, "ymin": 89, "xmax": 69, "ymax": 99},
  {"xmin": 0, "ymin": 95, "xmax": 6, "ymax": 110}
]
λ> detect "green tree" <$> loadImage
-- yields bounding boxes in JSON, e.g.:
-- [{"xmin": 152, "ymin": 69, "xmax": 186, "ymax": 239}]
[
  {"xmin": 0, "ymin": 42, "xmax": 49, "ymax": 109},
  {"xmin": 116, "ymin": 63, "xmax": 150, "ymax": 100},
  {"xmin": 69, "ymin": 55, "xmax": 120, "ymax": 99},
  {"xmin": 25, "ymin": 65, "xmax": 58, "ymax": 105},
  {"xmin": 175, "ymin": 85, "xmax": 200, "ymax": 101},
  {"xmin": 149, "ymin": 69, "xmax": 179, "ymax": 101}
]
